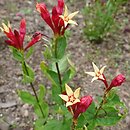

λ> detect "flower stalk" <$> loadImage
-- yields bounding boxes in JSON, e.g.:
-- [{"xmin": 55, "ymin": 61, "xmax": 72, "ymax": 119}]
[
  {"xmin": 72, "ymin": 118, "xmax": 77, "ymax": 130},
  {"xmin": 23, "ymin": 61, "xmax": 45, "ymax": 119},
  {"xmin": 95, "ymin": 90, "xmax": 107, "ymax": 117},
  {"xmin": 54, "ymin": 37, "xmax": 62, "ymax": 92}
]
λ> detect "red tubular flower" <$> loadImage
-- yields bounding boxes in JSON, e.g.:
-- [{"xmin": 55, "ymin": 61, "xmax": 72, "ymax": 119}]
[
  {"xmin": 1, "ymin": 19, "xmax": 42, "ymax": 51},
  {"xmin": 73, "ymin": 96, "xmax": 93, "ymax": 119},
  {"xmin": 36, "ymin": 0, "xmax": 78, "ymax": 36},
  {"xmin": 59, "ymin": 85, "xmax": 93, "ymax": 119},
  {"xmin": 107, "ymin": 74, "xmax": 126, "ymax": 92},
  {"xmin": 36, "ymin": 0, "xmax": 65, "ymax": 36}
]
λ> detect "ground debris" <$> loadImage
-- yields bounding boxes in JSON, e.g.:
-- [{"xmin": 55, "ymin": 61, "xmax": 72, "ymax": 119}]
[{"xmin": 0, "ymin": 101, "xmax": 17, "ymax": 108}]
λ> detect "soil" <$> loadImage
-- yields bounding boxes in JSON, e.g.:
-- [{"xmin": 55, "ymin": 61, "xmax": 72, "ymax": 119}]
[{"xmin": 0, "ymin": 0, "xmax": 130, "ymax": 130}]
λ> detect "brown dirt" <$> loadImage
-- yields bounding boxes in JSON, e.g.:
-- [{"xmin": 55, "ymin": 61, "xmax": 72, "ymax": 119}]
[{"xmin": 0, "ymin": 0, "xmax": 130, "ymax": 130}]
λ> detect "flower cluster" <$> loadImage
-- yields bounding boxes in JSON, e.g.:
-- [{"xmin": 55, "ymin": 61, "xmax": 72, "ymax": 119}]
[
  {"xmin": 86, "ymin": 62, "xmax": 125, "ymax": 92},
  {"xmin": 59, "ymin": 84, "xmax": 92, "ymax": 119},
  {"xmin": 0, "ymin": 19, "xmax": 42, "ymax": 51},
  {"xmin": 36, "ymin": 0, "xmax": 78, "ymax": 36}
]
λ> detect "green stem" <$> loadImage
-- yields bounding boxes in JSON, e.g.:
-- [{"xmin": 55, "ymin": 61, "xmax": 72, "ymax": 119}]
[
  {"xmin": 54, "ymin": 38, "xmax": 62, "ymax": 92},
  {"xmin": 95, "ymin": 91, "xmax": 107, "ymax": 117},
  {"xmin": 56, "ymin": 62, "xmax": 62, "ymax": 87},
  {"xmin": 23, "ymin": 61, "xmax": 45, "ymax": 119}
]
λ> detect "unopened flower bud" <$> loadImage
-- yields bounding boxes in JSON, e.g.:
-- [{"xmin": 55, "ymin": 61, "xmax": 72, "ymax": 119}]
[
  {"xmin": 107, "ymin": 74, "xmax": 125, "ymax": 92},
  {"xmin": 73, "ymin": 96, "xmax": 93, "ymax": 119}
]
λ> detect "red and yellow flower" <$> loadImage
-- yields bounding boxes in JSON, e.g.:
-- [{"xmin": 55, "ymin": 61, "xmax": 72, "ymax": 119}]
[
  {"xmin": 36, "ymin": 0, "xmax": 78, "ymax": 36},
  {"xmin": 59, "ymin": 84, "xmax": 93, "ymax": 119},
  {"xmin": 86, "ymin": 62, "xmax": 106, "ymax": 82},
  {"xmin": 59, "ymin": 84, "xmax": 80, "ymax": 107},
  {"xmin": 1, "ymin": 19, "xmax": 42, "ymax": 51}
]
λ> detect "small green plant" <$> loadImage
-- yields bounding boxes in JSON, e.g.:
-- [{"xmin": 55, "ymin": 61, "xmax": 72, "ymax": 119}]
[
  {"xmin": 0, "ymin": 0, "xmax": 128, "ymax": 130},
  {"xmin": 82, "ymin": 0, "xmax": 127, "ymax": 43}
]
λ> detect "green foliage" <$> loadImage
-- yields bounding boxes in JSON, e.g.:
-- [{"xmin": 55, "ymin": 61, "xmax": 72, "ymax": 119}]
[
  {"xmin": 43, "ymin": 120, "xmax": 64, "ymax": 130},
  {"xmin": 38, "ymin": 84, "xmax": 46, "ymax": 100},
  {"xmin": 52, "ymin": 84, "xmax": 62, "ymax": 104},
  {"xmin": 25, "ymin": 47, "xmax": 34, "ymax": 59},
  {"xmin": 18, "ymin": 90, "xmax": 36, "ymax": 105},
  {"xmin": 10, "ymin": 46, "xmax": 24, "ymax": 61},
  {"xmin": 82, "ymin": 90, "xmax": 127, "ymax": 130},
  {"xmin": 50, "ymin": 55, "xmax": 68, "ymax": 74},
  {"xmin": 34, "ymin": 101, "xmax": 49, "ymax": 118},
  {"xmin": 22, "ymin": 62, "xmax": 35, "ymax": 83},
  {"xmin": 43, "ymin": 119, "xmax": 71, "ymax": 130},
  {"xmin": 34, "ymin": 118, "xmax": 45, "ymax": 130},
  {"xmin": 82, "ymin": 0, "xmax": 126, "ymax": 43},
  {"xmin": 40, "ymin": 61, "xmax": 59, "ymax": 85},
  {"xmin": 62, "ymin": 59, "xmax": 76, "ymax": 85},
  {"xmin": 55, "ymin": 36, "xmax": 67, "ymax": 59}
]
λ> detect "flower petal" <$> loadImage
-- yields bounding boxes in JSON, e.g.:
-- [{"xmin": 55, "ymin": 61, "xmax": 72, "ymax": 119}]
[
  {"xmin": 36, "ymin": 3, "xmax": 54, "ymax": 32},
  {"xmin": 57, "ymin": 0, "xmax": 64, "ymax": 15},
  {"xmin": 2, "ymin": 23, "xmax": 10, "ymax": 33},
  {"xmin": 66, "ymin": 101, "xmax": 73, "ymax": 107},
  {"xmin": 99, "ymin": 75, "xmax": 105, "ymax": 80},
  {"xmin": 64, "ymin": 5, "xmax": 68, "ymax": 17},
  {"xmin": 14, "ymin": 29, "xmax": 22, "ymax": 49},
  {"xmin": 65, "ymin": 84, "xmax": 73, "ymax": 96},
  {"xmin": 68, "ymin": 11, "xmax": 79, "ymax": 20},
  {"xmin": 85, "ymin": 72, "xmax": 96, "ymax": 77},
  {"xmin": 92, "ymin": 62, "xmax": 99, "ymax": 74},
  {"xmin": 73, "ymin": 98, "xmax": 80, "ymax": 104},
  {"xmin": 59, "ymin": 94, "xmax": 68, "ymax": 102},
  {"xmin": 5, "ymin": 40, "xmax": 14, "ymax": 46},
  {"xmin": 74, "ymin": 87, "xmax": 80, "ymax": 98},
  {"xmin": 100, "ymin": 66, "xmax": 106, "ymax": 74},
  {"xmin": 25, "ymin": 33, "xmax": 42, "ymax": 51},
  {"xmin": 67, "ymin": 19, "xmax": 78, "ymax": 25},
  {"xmin": 20, "ymin": 18, "xmax": 26, "ymax": 45},
  {"xmin": 91, "ymin": 77, "xmax": 98, "ymax": 82}
]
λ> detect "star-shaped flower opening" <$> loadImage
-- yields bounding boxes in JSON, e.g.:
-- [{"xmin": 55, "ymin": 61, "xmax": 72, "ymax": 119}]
[
  {"xmin": 86, "ymin": 62, "xmax": 106, "ymax": 82},
  {"xmin": 59, "ymin": 5, "xmax": 79, "ymax": 27},
  {"xmin": 59, "ymin": 84, "xmax": 80, "ymax": 107}
]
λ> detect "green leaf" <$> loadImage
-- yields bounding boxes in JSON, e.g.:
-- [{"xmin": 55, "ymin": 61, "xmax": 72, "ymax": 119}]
[
  {"xmin": 43, "ymin": 120, "xmax": 71, "ymax": 130},
  {"xmin": 38, "ymin": 84, "xmax": 46, "ymax": 101},
  {"xmin": 62, "ymin": 119, "xmax": 71, "ymax": 130},
  {"xmin": 47, "ymin": 70, "xmax": 59, "ymax": 85},
  {"xmin": 22, "ymin": 74, "xmax": 34, "ymax": 83},
  {"xmin": 96, "ymin": 107, "xmax": 121, "ymax": 126},
  {"xmin": 106, "ymin": 88, "xmax": 118, "ymax": 100},
  {"xmin": 22, "ymin": 62, "xmax": 35, "ymax": 83},
  {"xmin": 43, "ymin": 120, "xmax": 62, "ymax": 130},
  {"xmin": 87, "ymin": 120, "xmax": 96, "ymax": 130},
  {"xmin": 43, "ymin": 45, "xmax": 53, "ymax": 60},
  {"xmin": 52, "ymin": 84, "xmax": 62, "ymax": 104},
  {"xmin": 105, "ymin": 89, "xmax": 125, "ymax": 108},
  {"xmin": 56, "ymin": 36, "xmax": 67, "ymax": 59},
  {"xmin": 105, "ymin": 92, "xmax": 128, "ymax": 119},
  {"xmin": 62, "ymin": 58, "xmax": 76, "ymax": 85},
  {"xmin": 40, "ymin": 61, "xmax": 59, "ymax": 85},
  {"xmin": 50, "ymin": 56, "xmax": 68, "ymax": 74},
  {"xmin": 34, "ymin": 101, "xmax": 49, "ymax": 118},
  {"xmin": 77, "ymin": 115, "xmax": 86, "ymax": 128},
  {"xmin": 34, "ymin": 118, "xmax": 45, "ymax": 130},
  {"xmin": 25, "ymin": 47, "xmax": 34, "ymax": 59},
  {"xmin": 10, "ymin": 46, "xmax": 24, "ymax": 62},
  {"xmin": 96, "ymin": 116, "xmax": 121, "ymax": 126},
  {"xmin": 18, "ymin": 90, "xmax": 36, "ymax": 105},
  {"xmin": 84, "ymin": 102, "xmax": 96, "ymax": 121}
]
